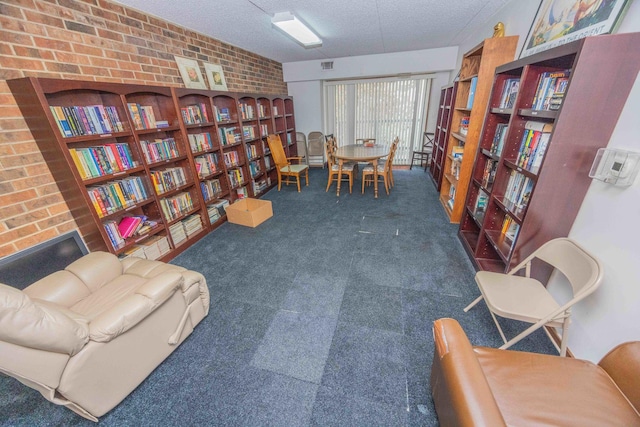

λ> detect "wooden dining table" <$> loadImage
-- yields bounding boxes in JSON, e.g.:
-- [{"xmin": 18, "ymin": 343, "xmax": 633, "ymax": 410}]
[{"xmin": 334, "ymin": 144, "xmax": 390, "ymax": 198}]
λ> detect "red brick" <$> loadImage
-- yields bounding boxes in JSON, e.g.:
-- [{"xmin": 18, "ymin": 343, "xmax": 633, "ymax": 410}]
[
  {"xmin": 0, "ymin": 118, "xmax": 29, "ymax": 132},
  {"xmin": 11, "ymin": 174, "xmax": 54, "ymax": 190},
  {"xmin": 109, "ymin": 69, "xmax": 134, "ymax": 79},
  {"xmin": 24, "ymin": 10, "xmax": 66, "ymax": 27},
  {"xmin": 54, "ymin": 51, "xmax": 91, "ymax": 65},
  {"xmin": 89, "ymin": 56, "xmax": 117, "ymax": 68},
  {"xmin": 0, "ymin": 131, "xmax": 37, "ymax": 145},
  {"xmin": 79, "ymin": 65, "xmax": 110, "ymax": 77},
  {"xmin": 71, "ymin": 42, "xmax": 103, "ymax": 56},
  {"xmin": 0, "ymin": 244, "xmax": 17, "ymax": 258},
  {"xmin": 47, "ymin": 201, "xmax": 71, "ymax": 215},
  {"xmin": 0, "ymin": 189, "xmax": 38, "ymax": 206},
  {"xmin": 36, "ymin": 211, "xmax": 73, "ymax": 229},
  {"xmin": 91, "ymin": 6, "xmax": 118, "ymax": 23},
  {"xmin": 97, "ymin": 0, "xmax": 124, "ymax": 15},
  {"xmin": 5, "ymin": 208, "xmax": 49, "ymax": 228},
  {"xmin": 14, "ymin": 228, "xmax": 59, "ymax": 250},
  {"xmin": 33, "ymin": 36, "xmax": 72, "ymax": 51},
  {"xmin": 97, "ymin": 28, "xmax": 123, "ymax": 41},
  {"xmin": 58, "ymin": 0, "xmax": 92, "ymax": 14},
  {"xmin": 0, "ymin": 3, "xmax": 24, "ymax": 19},
  {"xmin": 45, "ymin": 61, "xmax": 81, "ymax": 74}
]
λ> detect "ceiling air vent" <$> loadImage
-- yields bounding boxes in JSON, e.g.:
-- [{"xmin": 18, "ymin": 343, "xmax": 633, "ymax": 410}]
[{"xmin": 321, "ymin": 61, "xmax": 334, "ymax": 70}]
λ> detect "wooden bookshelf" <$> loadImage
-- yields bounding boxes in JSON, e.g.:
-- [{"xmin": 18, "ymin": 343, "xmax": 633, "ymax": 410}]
[
  {"xmin": 8, "ymin": 77, "xmax": 293, "ymax": 261},
  {"xmin": 440, "ymin": 36, "xmax": 518, "ymax": 223},
  {"xmin": 458, "ymin": 33, "xmax": 640, "ymax": 282},
  {"xmin": 430, "ymin": 82, "xmax": 457, "ymax": 191}
]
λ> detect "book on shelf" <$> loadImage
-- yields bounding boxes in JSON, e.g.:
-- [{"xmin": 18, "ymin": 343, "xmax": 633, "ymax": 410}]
[
  {"xmin": 69, "ymin": 143, "xmax": 135, "ymax": 179},
  {"xmin": 531, "ymin": 69, "xmax": 571, "ymax": 111},
  {"xmin": 188, "ymin": 133, "xmax": 214, "ymax": 153},
  {"xmin": 140, "ymin": 138, "xmax": 179, "ymax": 163},
  {"xmin": 498, "ymin": 78, "xmax": 520, "ymax": 109},
  {"xmin": 503, "ymin": 171, "xmax": 534, "ymax": 215},
  {"xmin": 516, "ymin": 121, "xmax": 553, "ymax": 172},
  {"xmin": 181, "ymin": 103, "xmax": 209, "ymax": 125},
  {"xmin": 117, "ymin": 215, "xmax": 144, "ymax": 239},
  {"xmin": 489, "ymin": 124, "xmax": 508, "ymax": 157},
  {"xmin": 459, "ymin": 116, "xmax": 470, "ymax": 136},
  {"xmin": 194, "ymin": 152, "xmax": 219, "ymax": 178},
  {"xmin": 451, "ymin": 145, "xmax": 464, "ymax": 159},
  {"xmin": 481, "ymin": 160, "xmax": 497, "ymax": 189},
  {"xmin": 474, "ymin": 190, "xmax": 489, "ymax": 220},
  {"xmin": 466, "ymin": 76, "xmax": 478, "ymax": 109},
  {"xmin": 214, "ymin": 106, "xmax": 231, "ymax": 122},
  {"xmin": 501, "ymin": 215, "xmax": 520, "ymax": 246}
]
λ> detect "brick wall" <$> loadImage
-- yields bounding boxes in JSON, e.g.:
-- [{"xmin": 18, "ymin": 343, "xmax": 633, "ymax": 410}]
[{"xmin": 0, "ymin": 0, "xmax": 288, "ymax": 257}]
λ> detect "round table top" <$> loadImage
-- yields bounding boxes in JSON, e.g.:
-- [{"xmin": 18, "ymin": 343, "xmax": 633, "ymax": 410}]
[{"xmin": 334, "ymin": 144, "xmax": 389, "ymax": 161}]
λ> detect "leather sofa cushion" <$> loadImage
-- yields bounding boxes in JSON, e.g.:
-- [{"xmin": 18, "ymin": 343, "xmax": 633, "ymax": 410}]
[
  {"xmin": 475, "ymin": 346, "xmax": 640, "ymax": 427},
  {"xmin": 0, "ymin": 284, "xmax": 88, "ymax": 355},
  {"xmin": 24, "ymin": 270, "xmax": 91, "ymax": 308},
  {"xmin": 65, "ymin": 252, "xmax": 124, "ymax": 293}
]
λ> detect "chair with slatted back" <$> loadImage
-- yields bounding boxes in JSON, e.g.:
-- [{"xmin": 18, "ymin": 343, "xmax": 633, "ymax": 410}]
[
  {"xmin": 325, "ymin": 136, "xmax": 356, "ymax": 193},
  {"xmin": 307, "ymin": 131, "xmax": 326, "ymax": 167},
  {"xmin": 362, "ymin": 137, "xmax": 399, "ymax": 195},
  {"xmin": 266, "ymin": 134, "xmax": 309, "ymax": 192},
  {"xmin": 410, "ymin": 132, "xmax": 434, "ymax": 171}
]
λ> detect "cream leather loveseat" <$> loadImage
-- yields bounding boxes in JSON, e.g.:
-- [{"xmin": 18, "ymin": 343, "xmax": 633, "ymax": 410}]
[{"xmin": 0, "ymin": 251, "xmax": 209, "ymax": 421}]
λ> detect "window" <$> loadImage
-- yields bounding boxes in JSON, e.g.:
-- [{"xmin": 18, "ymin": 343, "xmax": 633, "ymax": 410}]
[{"xmin": 324, "ymin": 76, "xmax": 431, "ymax": 164}]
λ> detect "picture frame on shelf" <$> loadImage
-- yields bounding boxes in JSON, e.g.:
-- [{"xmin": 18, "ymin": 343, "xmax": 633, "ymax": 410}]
[
  {"xmin": 520, "ymin": 0, "xmax": 633, "ymax": 58},
  {"xmin": 204, "ymin": 62, "xmax": 228, "ymax": 91},
  {"xmin": 174, "ymin": 56, "xmax": 207, "ymax": 90}
]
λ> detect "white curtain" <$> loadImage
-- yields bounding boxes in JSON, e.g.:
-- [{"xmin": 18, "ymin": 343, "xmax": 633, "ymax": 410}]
[{"xmin": 324, "ymin": 76, "xmax": 431, "ymax": 164}]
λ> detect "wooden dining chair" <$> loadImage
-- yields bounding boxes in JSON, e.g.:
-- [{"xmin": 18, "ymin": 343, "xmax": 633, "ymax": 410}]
[
  {"xmin": 266, "ymin": 134, "xmax": 309, "ymax": 192},
  {"xmin": 362, "ymin": 138, "xmax": 398, "ymax": 195},
  {"xmin": 325, "ymin": 137, "xmax": 356, "ymax": 193},
  {"xmin": 410, "ymin": 132, "xmax": 434, "ymax": 171}
]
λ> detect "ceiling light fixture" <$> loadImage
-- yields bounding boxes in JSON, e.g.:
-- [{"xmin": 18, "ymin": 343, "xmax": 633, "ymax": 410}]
[{"xmin": 271, "ymin": 12, "xmax": 322, "ymax": 48}]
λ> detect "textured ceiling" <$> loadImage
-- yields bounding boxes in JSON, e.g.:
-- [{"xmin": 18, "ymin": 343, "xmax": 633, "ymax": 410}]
[{"xmin": 113, "ymin": 0, "xmax": 513, "ymax": 63}]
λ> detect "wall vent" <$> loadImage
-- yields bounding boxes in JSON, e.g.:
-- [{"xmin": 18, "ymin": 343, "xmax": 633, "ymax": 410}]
[{"xmin": 321, "ymin": 61, "xmax": 334, "ymax": 70}]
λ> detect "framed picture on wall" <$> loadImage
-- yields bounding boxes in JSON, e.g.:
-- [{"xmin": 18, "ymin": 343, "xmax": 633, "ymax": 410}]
[
  {"xmin": 204, "ymin": 62, "xmax": 228, "ymax": 91},
  {"xmin": 520, "ymin": 0, "xmax": 633, "ymax": 58},
  {"xmin": 174, "ymin": 56, "xmax": 207, "ymax": 90}
]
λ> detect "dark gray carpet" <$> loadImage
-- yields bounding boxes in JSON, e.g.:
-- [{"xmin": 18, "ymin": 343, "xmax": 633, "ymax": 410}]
[{"xmin": 0, "ymin": 168, "xmax": 556, "ymax": 426}]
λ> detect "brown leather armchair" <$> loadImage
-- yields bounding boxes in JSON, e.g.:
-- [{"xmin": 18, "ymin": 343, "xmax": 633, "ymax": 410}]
[
  {"xmin": 430, "ymin": 318, "xmax": 640, "ymax": 427},
  {"xmin": 0, "ymin": 251, "xmax": 210, "ymax": 421}
]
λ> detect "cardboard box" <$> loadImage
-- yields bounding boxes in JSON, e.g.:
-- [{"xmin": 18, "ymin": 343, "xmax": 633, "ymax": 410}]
[{"xmin": 226, "ymin": 198, "xmax": 273, "ymax": 228}]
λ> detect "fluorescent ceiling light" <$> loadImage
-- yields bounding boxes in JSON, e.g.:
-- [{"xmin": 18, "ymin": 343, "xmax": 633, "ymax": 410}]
[{"xmin": 272, "ymin": 12, "xmax": 322, "ymax": 48}]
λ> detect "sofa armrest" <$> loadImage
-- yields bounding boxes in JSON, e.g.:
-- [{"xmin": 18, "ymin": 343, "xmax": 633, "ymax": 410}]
[
  {"xmin": 88, "ymin": 272, "xmax": 183, "ymax": 342},
  {"xmin": 431, "ymin": 318, "xmax": 506, "ymax": 427}
]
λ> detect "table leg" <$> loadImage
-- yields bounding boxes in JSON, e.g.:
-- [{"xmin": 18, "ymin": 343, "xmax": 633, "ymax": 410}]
[
  {"xmin": 337, "ymin": 159, "xmax": 343, "ymax": 197},
  {"xmin": 373, "ymin": 161, "xmax": 378, "ymax": 199}
]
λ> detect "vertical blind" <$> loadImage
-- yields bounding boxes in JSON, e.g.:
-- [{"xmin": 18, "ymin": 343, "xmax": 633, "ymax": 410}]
[{"xmin": 324, "ymin": 76, "xmax": 431, "ymax": 164}]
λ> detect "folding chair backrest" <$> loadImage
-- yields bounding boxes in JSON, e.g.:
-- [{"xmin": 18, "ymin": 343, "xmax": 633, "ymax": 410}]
[{"xmin": 533, "ymin": 238, "xmax": 603, "ymax": 298}]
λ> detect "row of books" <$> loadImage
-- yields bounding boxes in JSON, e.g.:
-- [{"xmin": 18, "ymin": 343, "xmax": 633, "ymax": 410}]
[
  {"xmin": 503, "ymin": 171, "xmax": 534, "ymax": 216},
  {"xmin": 253, "ymin": 178, "xmax": 268, "ymax": 194},
  {"xmin": 236, "ymin": 187, "xmax": 249, "ymax": 199},
  {"xmin": 227, "ymin": 168, "xmax": 245, "ymax": 188},
  {"xmin": 169, "ymin": 214, "xmax": 203, "ymax": 246},
  {"xmin": 88, "ymin": 176, "xmax": 148, "ymax": 217},
  {"xmin": 181, "ymin": 103, "xmax": 210, "ymax": 125},
  {"xmin": 264, "ymin": 156, "xmax": 271, "ymax": 169},
  {"xmin": 273, "ymin": 105, "xmax": 280, "ymax": 116},
  {"xmin": 119, "ymin": 235, "xmax": 171, "ymax": 260},
  {"xmin": 115, "ymin": 215, "xmax": 153, "ymax": 240},
  {"xmin": 490, "ymin": 124, "xmax": 508, "ymax": 157},
  {"xmin": 127, "ymin": 103, "xmax": 168, "ymax": 130},
  {"xmin": 531, "ymin": 69, "xmax": 571, "ymax": 111},
  {"xmin": 207, "ymin": 199, "xmax": 229, "ymax": 223},
  {"xmin": 258, "ymin": 104, "xmax": 269, "ymax": 118},
  {"xmin": 107, "ymin": 219, "xmax": 157, "ymax": 251},
  {"xmin": 219, "ymin": 127, "xmax": 241, "ymax": 145},
  {"xmin": 188, "ymin": 132, "xmax": 214, "ymax": 153},
  {"xmin": 500, "ymin": 215, "xmax": 519, "ymax": 245},
  {"xmin": 260, "ymin": 124, "xmax": 269, "ymax": 137},
  {"xmin": 194, "ymin": 153, "xmax": 219, "ymax": 178},
  {"xmin": 150, "ymin": 166, "xmax": 188, "ymax": 194},
  {"xmin": 223, "ymin": 151, "xmax": 240, "ymax": 167},
  {"xmin": 515, "ymin": 121, "xmax": 552, "ymax": 173},
  {"xmin": 243, "ymin": 125, "xmax": 256, "ymax": 140},
  {"xmin": 481, "ymin": 160, "xmax": 497, "ymax": 190},
  {"xmin": 238, "ymin": 103, "xmax": 255, "ymax": 120},
  {"xmin": 69, "ymin": 143, "xmax": 135, "ymax": 180},
  {"xmin": 140, "ymin": 138, "xmax": 180, "ymax": 163},
  {"xmin": 249, "ymin": 160, "xmax": 261, "ymax": 177},
  {"xmin": 473, "ymin": 189, "xmax": 489, "ymax": 221},
  {"xmin": 246, "ymin": 144, "xmax": 259, "ymax": 160},
  {"xmin": 201, "ymin": 178, "xmax": 223, "ymax": 202},
  {"xmin": 214, "ymin": 106, "xmax": 231, "ymax": 122},
  {"xmin": 498, "ymin": 78, "xmax": 520, "ymax": 109},
  {"xmin": 159, "ymin": 191, "xmax": 194, "ymax": 222},
  {"xmin": 50, "ymin": 105, "xmax": 125, "ymax": 137}
]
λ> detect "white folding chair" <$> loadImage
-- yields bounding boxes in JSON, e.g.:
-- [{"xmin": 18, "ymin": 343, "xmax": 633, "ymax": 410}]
[{"xmin": 464, "ymin": 238, "xmax": 603, "ymax": 356}]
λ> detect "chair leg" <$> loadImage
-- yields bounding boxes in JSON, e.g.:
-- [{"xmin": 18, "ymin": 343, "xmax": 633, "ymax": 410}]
[
  {"xmin": 296, "ymin": 175, "xmax": 301, "ymax": 192},
  {"xmin": 463, "ymin": 295, "xmax": 484, "ymax": 312},
  {"xmin": 277, "ymin": 172, "xmax": 282, "ymax": 191},
  {"xmin": 382, "ymin": 173, "xmax": 389, "ymax": 195},
  {"xmin": 559, "ymin": 316, "xmax": 571, "ymax": 357},
  {"xmin": 326, "ymin": 173, "xmax": 333, "ymax": 192},
  {"xmin": 490, "ymin": 311, "xmax": 509, "ymax": 346},
  {"xmin": 305, "ymin": 169, "xmax": 309, "ymax": 186},
  {"xmin": 361, "ymin": 173, "xmax": 366, "ymax": 194},
  {"xmin": 349, "ymin": 172, "xmax": 353, "ymax": 194}
]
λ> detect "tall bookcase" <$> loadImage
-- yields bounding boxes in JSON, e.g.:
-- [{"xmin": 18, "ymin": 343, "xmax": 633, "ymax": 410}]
[
  {"xmin": 440, "ymin": 36, "xmax": 518, "ymax": 223},
  {"xmin": 429, "ymin": 82, "xmax": 457, "ymax": 191},
  {"xmin": 458, "ymin": 33, "xmax": 640, "ymax": 281},
  {"xmin": 8, "ymin": 77, "xmax": 294, "ymax": 261}
]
